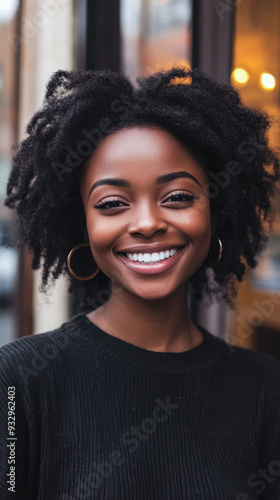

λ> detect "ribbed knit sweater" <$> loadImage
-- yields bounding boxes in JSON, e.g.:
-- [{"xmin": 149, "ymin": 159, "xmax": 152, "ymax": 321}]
[{"xmin": 1, "ymin": 312, "xmax": 280, "ymax": 500}]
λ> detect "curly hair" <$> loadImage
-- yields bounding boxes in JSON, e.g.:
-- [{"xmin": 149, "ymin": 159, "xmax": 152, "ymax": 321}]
[{"xmin": 5, "ymin": 66, "xmax": 280, "ymax": 311}]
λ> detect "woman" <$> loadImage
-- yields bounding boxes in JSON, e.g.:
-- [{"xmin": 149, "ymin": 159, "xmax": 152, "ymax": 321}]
[{"xmin": 1, "ymin": 66, "xmax": 280, "ymax": 499}]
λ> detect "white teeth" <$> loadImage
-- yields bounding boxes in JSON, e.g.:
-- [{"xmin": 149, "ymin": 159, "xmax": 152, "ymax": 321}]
[
  {"xmin": 143, "ymin": 253, "xmax": 152, "ymax": 263},
  {"xmin": 125, "ymin": 248, "xmax": 179, "ymax": 264},
  {"xmin": 151, "ymin": 252, "xmax": 159, "ymax": 262}
]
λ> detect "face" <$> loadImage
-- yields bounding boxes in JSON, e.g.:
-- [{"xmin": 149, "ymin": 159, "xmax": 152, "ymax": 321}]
[{"xmin": 80, "ymin": 126, "xmax": 212, "ymax": 301}]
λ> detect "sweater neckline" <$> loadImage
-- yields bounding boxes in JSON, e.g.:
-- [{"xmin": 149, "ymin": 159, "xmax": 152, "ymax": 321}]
[{"xmin": 71, "ymin": 312, "xmax": 230, "ymax": 375}]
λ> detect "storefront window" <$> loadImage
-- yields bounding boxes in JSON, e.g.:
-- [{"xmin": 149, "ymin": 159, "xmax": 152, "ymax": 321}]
[
  {"xmin": 227, "ymin": 0, "xmax": 280, "ymax": 352},
  {"xmin": 0, "ymin": 0, "xmax": 76, "ymax": 343}
]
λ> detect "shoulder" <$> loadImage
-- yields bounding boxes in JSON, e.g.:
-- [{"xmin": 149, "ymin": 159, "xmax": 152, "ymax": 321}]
[
  {"xmin": 221, "ymin": 341, "xmax": 280, "ymax": 407},
  {"xmin": 0, "ymin": 315, "xmax": 84, "ymax": 388},
  {"xmin": 210, "ymin": 338, "xmax": 280, "ymax": 433},
  {"xmin": 203, "ymin": 327, "xmax": 280, "ymax": 381},
  {"xmin": 226, "ymin": 341, "xmax": 280, "ymax": 377},
  {"xmin": 0, "ymin": 314, "xmax": 82, "ymax": 356}
]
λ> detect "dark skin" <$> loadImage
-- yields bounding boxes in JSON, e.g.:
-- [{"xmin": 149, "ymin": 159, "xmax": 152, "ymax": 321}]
[{"xmin": 80, "ymin": 126, "xmax": 212, "ymax": 353}]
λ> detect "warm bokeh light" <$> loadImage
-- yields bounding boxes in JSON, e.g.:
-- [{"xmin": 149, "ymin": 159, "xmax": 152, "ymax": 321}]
[
  {"xmin": 231, "ymin": 68, "xmax": 250, "ymax": 85},
  {"xmin": 260, "ymin": 72, "xmax": 276, "ymax": 90},
  {"xmin": 169, "ymin": 75, "xmax": 192, "ymax": 85}
]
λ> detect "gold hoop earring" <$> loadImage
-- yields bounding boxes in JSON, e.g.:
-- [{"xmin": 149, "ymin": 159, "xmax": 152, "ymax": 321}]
[
  {"xmin": 205, "ymin": 236, "xmax": 222, "ymax": 268},
  {"xmin": 67, "ymin": 244, "xmax": 100, "ymax": 281}
]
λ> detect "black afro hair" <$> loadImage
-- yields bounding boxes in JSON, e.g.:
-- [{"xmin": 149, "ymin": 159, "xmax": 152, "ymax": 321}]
[{"xmin": 5, "ymin": 66, "xmax": 280, "ymax": 311}]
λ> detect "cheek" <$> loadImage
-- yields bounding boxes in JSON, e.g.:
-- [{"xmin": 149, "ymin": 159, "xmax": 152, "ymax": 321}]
[
  {"xmin": 181, "ymin": 204, "xmax": 212, "ymax": 263},
  {"xmin": 193, "ymin": 208, "xmax": 211, "ymax": 241},
  {"xmin": 86, "ymin": 213, "xmax": 119, "ymax": 253},
  {"xmin": 182, "ymin": 201, "xmax": 211, "ymax": 238}
]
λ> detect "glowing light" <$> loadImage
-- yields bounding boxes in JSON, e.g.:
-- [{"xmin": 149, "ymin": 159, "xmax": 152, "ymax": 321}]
[
  {"xmin": 170, "ymin": 75, "xmax": 192, "ymax": 86},
  {"xmin": 231, "ymin": 68, "xmax": 250, "ymax": 85},
  {"xmin": 260, "ymin": 73, "xmax": 276, "ymax": 91}
]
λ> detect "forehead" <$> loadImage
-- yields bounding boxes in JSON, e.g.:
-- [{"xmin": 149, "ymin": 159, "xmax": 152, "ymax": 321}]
[
  {"xmin": 82, "ymin": 126, "xmax": 208, "ymax": 189},
  {"xmin": 89, "ymin": 126, "xmax": 196, "ymax": 164}
]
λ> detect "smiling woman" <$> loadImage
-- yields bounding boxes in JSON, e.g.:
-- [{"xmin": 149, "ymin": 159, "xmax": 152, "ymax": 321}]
[{"xmin": 1, "ymin": 66, "xmax": 280, "ymax": 499}]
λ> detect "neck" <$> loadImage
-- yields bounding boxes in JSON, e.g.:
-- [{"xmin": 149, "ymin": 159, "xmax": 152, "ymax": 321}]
[{"xmin": 87, "ymin": 284, "xmax": 203, "ymax": 353}]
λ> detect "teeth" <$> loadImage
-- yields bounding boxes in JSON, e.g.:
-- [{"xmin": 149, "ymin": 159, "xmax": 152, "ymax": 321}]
[{"xmin": 125, "ymin": 248, "xmax": 179, "ymax": 264}]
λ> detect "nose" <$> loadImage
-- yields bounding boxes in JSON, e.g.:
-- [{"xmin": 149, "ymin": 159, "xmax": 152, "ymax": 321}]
[{"xmin": 128, "ymin": 201, "xmax": 168, "ymax": 237}]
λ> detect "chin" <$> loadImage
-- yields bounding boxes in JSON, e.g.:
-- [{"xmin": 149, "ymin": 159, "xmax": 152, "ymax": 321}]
[{"xmin": 129, "ymin": 286, "xmax": 180, "ymax": 302}]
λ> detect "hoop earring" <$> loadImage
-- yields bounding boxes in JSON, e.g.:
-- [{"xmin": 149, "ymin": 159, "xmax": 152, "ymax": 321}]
[
  {"xmin": 205, "ymin": 236, "xmax": 222, "ymax": 268},
  {"xmin": 67, "ymin": 244, "xmax": 100, "ymax": 281}
]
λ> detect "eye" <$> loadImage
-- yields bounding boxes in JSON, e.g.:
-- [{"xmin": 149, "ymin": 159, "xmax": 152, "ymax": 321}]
[
  {"xmin": 93, "ymin": 197, "xmax": 128, "ymax": 210},
  {"xmin": 93, "ymin": 191, "xmax": 198, "ymax": 211},
  {"xmin": 163, "ymin": 191, "xmax": 198, "ymax": 204}
]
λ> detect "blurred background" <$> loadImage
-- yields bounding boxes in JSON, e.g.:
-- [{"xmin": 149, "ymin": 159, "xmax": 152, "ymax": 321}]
[{"xmin": 0, "ymin": 0, "xmax": 279, "ymax": 357}]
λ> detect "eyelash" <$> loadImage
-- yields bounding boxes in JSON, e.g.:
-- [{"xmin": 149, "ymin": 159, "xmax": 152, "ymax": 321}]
[{"xmin": 93, "ymin": 191, "xmax": 197, "ymax": 210}]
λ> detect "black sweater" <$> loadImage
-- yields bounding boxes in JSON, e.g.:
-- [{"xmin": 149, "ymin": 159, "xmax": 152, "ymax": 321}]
[{"xmin": 1, "ymin": 312, "xmax": 280, "ymax": 499}]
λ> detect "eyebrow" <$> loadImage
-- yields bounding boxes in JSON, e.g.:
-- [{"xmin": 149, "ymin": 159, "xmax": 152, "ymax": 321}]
[{"xmin": 88, "ymin": 171, "xmax": 202, "ymax": 199}]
